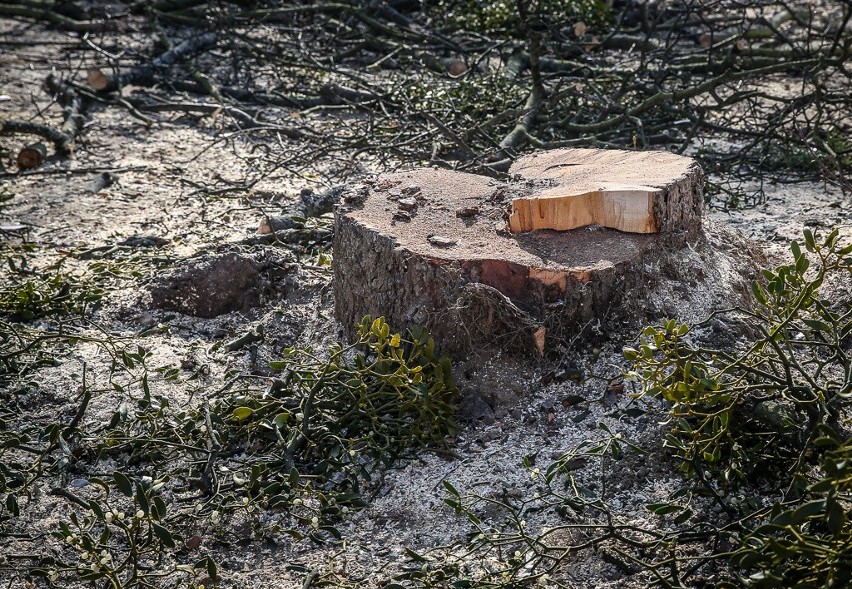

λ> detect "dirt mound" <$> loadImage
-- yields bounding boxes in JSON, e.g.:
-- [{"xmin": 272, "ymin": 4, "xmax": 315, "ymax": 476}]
[{"xmin": 148, "ymin": 249, "xmax": 292, "ymax": 317}]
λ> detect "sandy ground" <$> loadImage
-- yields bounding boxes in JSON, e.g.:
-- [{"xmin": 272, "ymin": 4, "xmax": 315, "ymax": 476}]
[{"xmin": 1, "ymin": 13, "xmax": 851, "ymax": 589}]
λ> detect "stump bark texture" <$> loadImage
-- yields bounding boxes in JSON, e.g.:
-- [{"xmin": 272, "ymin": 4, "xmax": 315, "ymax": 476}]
[{"xmin": 333, "ymin": 148, "xmax": 710, "ymax": 356}]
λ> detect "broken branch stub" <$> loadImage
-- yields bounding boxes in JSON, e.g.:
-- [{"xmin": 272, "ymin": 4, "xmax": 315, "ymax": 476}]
[{"xmin": 334, "ymin": 149, "xmax": 747, "ymax": 357}]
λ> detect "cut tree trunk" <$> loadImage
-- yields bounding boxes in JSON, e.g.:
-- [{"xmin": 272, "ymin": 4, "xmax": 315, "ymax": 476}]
[{"xmin": 334, "ymin": 148, "xmax": 753, "ymax": 357}]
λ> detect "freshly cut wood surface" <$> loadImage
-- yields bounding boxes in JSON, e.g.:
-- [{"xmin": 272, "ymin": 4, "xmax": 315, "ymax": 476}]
[
  {"xmin": 17, "ymin": 142, "xmax": 47, "ymax": 170},
  {"xmin": 508, "ymin": 185, "xmax": 658, "ymax": 233},
  {"xmin": 333, "ymin": 148, "xmax": 715, "ymax": 356},
  {"xmin": 86, "ymin": 68, "xmax": 110, "ymax": 91},
  {"xmin": 507, "ymin": 148, "xmax": 703, "ymax": 234}
]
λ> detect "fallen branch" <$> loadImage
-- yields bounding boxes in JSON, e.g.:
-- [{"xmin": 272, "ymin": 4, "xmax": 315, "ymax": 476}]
[
  {"xmin": 128, "ymin": 99, "xmax": 258, "ymax": 126},
  {"xmin": 258, "ymin": 186, "xmax": 345, "ymax": 234},
  {"xmin": 151, "ymin": 0, "xmax": 206, "ymax": 11},
  {"xmin": 318, "ymin": 83, "xmax": 383, "ymax": 106},
  {"xmin": 168, "ymin": 79, "xmax": 307, "ymax": 108},
  {"xmin": 240, "ymin": 226, "xmax": 333, "ymax": 246},
  {"xmin": 123, "ymin": 97, "xmax": 316, "ymax": 138},
  {"xmin": 0, "ymin": 165, "xmax": 144, "ymax": 180},
  {"xmin": 225, "ymin": 325, "xmax": 265, "ymax": 352},
  {"xmin": 0, "ymin": 75, "xmax": 88, "ymax": 164},
  {"xmin": 495, "ymin": 85, "xmax": 545, "ymax": 159},
  {"xmin": 45, "ymin": 74, "xmax": 87, "ymax": 147},
  {"xmin": 4, "ymin": 0, "xmax": 88, "ymax": 20},
  {"xmin": 554, "ymin": 55, "xmax": 835, "ymax": 135},
  {"xmin": 0, "ymin": 119, "xmax": 74, "ymax": 156},
  {"xmin": 170, "ymin": 78, "xmax": 384, "ymax": 110},
  {"xmin": 88, "ymin": 32, "xmax": 217, "ymax": 93},
  {"xmin": 49, "ymin": 487, "xmax": 90, "ymax": 509},
  {"xmin": 698, "ymin": 9, "xmax": 798, "ymax": 49}
]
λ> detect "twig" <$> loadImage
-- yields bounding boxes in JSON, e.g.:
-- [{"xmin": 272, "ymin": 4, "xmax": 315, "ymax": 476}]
[
  {"xmin": 49, "ymin": 487, "xmax": 90, "ymax": 509},
  {"xmin": 224, "ymin": 325, "xmax": 264, "ymax": 352},
  {"xmin": 199, "ymin": 400, "xmax": 221, "ymax": 496},
  {"xmin": 0, "ymin": 165, "xmax": 145, "ymax": 179},
  {"xmin": 62, "ymin": 363, "xmax": 91, "ymax": 439},
  {"xmin": 301, "ymin": 570, "xmax": 319, "ymax": 589}
]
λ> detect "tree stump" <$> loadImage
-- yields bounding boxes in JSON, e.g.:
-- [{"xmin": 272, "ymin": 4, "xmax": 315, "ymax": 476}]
[{"xmin": 334, "ymin": 148, "xmax": 747, "ymax": 356}]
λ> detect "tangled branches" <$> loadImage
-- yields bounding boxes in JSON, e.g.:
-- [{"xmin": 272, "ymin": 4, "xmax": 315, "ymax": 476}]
[{"xmin": 2, "ymin": 0, "xmax": 849, "ymax": 201}]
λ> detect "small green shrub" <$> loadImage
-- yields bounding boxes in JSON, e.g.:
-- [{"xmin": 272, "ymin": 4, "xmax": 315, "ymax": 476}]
[
  {"xmin": 364, "ymin": 229, "xmax": 851, "ymax": 589},
  {"xmin": 201, "ymin": 316, "xmax": 458, "ymax": 536},
  {"xmin": 625, "ymin": 228, "xmax": 852, "ymax": 586}
]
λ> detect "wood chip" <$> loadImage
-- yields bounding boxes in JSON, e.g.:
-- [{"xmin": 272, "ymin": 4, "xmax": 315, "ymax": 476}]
[
  {"xmin": 532, "ymin": 326, "xmax": 546, "ymax": 355},
  {"xmin": 455, "ymin": 206, "xmax": 480, "ymax": 218},
  {"xmin": 398, "ymin": 197, "xmax": 417, "ymax": 211},
  {"xmin": 427, "ymin": 235, "xmax": 456, "ymax": 247}
]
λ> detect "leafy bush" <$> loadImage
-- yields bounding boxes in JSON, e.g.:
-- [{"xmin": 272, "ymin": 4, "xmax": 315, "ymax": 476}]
[
  {"xmin": 358, "ymin": 229, "xmax": 852, "ymax": 589},
  {"xmin": 45, "ymin": 473, "xmax": 214, "ymax": 589},
  {"xmin": 1, "ymin": 316, "xmax": 457, "ymax": 586},
  {"xmin": 0, "ymin": 273, "xmax": 103, "ymax": 321},
  {"xmin": 731, "ymin": 432, "xmax": 852, "ymax": 588},
  {"xmin": 211, "ymin": 315, "xmax": 458, "ymax": 524},
  {"xmin": 626, "ymin": 228, "xmax": 852, "ymax": 485},
  {"xmin": 625, "ymin": 228, "xmax": 852, "ymax": 586}
]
